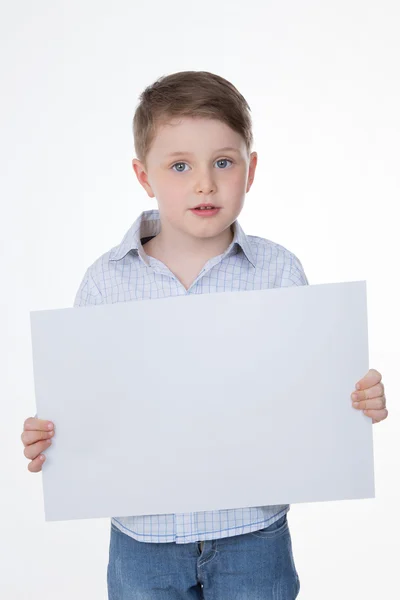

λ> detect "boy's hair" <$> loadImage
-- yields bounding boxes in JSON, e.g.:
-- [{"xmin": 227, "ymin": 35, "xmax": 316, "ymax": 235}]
[{"xmin": 133, "ymin": 71, "xmax": 254, "ymax": 171}]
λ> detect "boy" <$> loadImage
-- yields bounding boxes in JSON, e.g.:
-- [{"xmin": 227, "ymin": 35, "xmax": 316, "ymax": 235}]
[{"xmin": 21, "ymin": 71, "xmax": 388, "ymax": 599}]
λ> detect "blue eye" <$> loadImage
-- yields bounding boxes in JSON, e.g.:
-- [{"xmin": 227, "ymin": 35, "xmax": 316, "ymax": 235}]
[{"xmin": 171, "ymin": 158, "xmax": 233, "ymax": 172}]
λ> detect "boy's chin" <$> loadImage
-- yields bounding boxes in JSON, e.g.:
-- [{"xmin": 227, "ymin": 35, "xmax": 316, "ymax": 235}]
[{"xmin": 183, "ymin": 221, "xmax": 235, "ymax": 241}]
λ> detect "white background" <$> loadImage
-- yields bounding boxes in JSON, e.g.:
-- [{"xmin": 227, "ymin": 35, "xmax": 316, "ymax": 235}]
[{"xmin": 1, "ymin": 1, "xmax": 399, "ymax": 598}]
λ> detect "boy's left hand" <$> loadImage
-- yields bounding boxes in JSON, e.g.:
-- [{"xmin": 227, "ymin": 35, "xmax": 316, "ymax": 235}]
[{"xmin": 351, "ymin": 368, "xmax": 388, "ymax": 424}]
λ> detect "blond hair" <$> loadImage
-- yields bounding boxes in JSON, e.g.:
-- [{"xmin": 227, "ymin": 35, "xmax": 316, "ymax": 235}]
[{"xmin": 133, "ymin": 71, "xmax": 254, "ymax": 170}]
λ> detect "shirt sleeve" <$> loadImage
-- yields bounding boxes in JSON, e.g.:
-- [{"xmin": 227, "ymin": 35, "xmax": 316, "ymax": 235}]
[
  {"xmin": 73, "ymin": 268, "xmax": 104, "ymax": 307},
  {"xmin": 290, "ymin": 254, "xmax": 309, "ymax": 286}
]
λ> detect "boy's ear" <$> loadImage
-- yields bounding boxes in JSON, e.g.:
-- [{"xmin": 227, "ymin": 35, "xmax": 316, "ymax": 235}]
[
  {"xmin": 132, "ymin": 159, "xmax": 155, "ymax": 198},
  {"xmin": 246, "ymin": 152, "xmax": 258, "ymax": 193}
]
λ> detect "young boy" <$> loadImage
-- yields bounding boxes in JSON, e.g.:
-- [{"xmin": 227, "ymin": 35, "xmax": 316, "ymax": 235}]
[{"xmin": 21, "ymin": 71, "xmax": 388, "ymax": 599}]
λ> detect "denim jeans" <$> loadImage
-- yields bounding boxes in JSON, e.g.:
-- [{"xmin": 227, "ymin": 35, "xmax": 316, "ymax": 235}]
[{"xmin": 107, "ymin": 513, "xmax": 300, "ymax": 599}]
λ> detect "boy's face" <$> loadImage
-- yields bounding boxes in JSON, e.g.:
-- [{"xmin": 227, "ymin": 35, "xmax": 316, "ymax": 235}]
[{"xmin": 132, "ymin": 117, "xmax": 257, "ymax": 242}]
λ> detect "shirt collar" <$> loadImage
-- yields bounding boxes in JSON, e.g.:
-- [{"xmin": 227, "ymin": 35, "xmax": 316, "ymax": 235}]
[{"xmin": 109, "ymin": 209, "xmax": 256, "ymax": 267}]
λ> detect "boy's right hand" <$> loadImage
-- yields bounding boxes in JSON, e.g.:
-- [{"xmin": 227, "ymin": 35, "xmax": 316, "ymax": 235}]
[{"xmin": 21, "ymin": 418, "xmax": 55, "ymax": 472}]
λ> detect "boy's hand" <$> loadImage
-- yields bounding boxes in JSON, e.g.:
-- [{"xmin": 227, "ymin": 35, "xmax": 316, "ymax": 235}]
[
  {"xmin": 351, "ymin": 369, "xmax": 388, "ymax": 424},
  {"xmin": 21, "ymin": 418, "xmax": 55, "ymax": 472}
]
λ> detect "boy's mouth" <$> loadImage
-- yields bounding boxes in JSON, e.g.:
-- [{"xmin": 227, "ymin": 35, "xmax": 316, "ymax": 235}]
[
  {"xmin": 191, "ymin": 203, "xmax": 221, "ymax": 210},
  {"xmin": 190, "ymin": 205, "xmax": 221, "ymax": 216},
  {"xmin": 190, "ymin": 204, "xmax": 221, "ymax": 217}
]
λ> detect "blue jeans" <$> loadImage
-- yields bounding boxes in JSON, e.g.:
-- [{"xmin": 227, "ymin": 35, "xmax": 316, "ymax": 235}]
[{"xmin": 107, "ymin": 514, "xmax": 300, "ymax": 599}]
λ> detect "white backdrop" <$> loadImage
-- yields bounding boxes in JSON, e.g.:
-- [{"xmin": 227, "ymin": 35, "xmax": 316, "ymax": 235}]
[{"xmin": 1, "ymin": 1, "xmax": 399, "ymax": 598}]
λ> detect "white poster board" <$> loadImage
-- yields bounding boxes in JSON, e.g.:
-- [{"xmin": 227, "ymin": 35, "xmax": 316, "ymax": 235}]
[{"xmin": 30, "ymin": 281, "xmax": 374, "ymax": 521}]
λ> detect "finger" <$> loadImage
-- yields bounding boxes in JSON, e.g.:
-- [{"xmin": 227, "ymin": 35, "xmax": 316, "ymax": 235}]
[
  {"xmin": 352, "ymin": 395, "xmax": 386, "ymax": 411},
  {"xmin": 356, "ymin": 369, "xmax": 382, "ymax": 391},
  {"xmin": 352, "ymin": 382, "xmax": 384, "ymax": 403},
  {"xmin": 363, "ymin": 408, "xmax": 388, "ymax": 423},
  {"xmin": 21, "ymin": 429, "xmax": 54, "ymax": 447},
  {"xmin": 23, "ymin": 439, "xmax": 52, "ymax": 461},
  {"xmin": 28, "ymin": 454, "xmax": 46, "ymax": 473},
  {"xmin": 24, "ymin": 418, "xmax": 54, "ymax": 432}
]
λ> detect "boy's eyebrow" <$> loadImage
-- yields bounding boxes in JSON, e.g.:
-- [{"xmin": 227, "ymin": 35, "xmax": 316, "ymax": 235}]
[{"xmin": 165, "ymin": 146, "xmax": 241, "ymax": 157}]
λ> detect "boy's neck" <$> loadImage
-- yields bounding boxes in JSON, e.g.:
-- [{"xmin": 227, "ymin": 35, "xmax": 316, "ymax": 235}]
[{"xmin": 145, "ymin": 223, "xmax": 234, "ymax": 266}]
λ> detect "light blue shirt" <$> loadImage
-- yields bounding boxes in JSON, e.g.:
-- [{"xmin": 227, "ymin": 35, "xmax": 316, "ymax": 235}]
[{"xmin": 73, "ymin": 209, "xmax": 309, "ymax": 543}]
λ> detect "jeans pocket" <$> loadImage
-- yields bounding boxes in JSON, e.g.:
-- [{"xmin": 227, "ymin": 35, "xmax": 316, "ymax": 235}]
[{"xmin": 250, "ymin": 513, "xmax": 289, "ymax": 538}]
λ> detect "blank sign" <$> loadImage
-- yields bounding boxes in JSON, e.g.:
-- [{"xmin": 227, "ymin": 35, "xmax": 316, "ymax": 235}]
[{"xmin": 30, "ymin": 281, "xmax": 374, "ymax": 521}]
